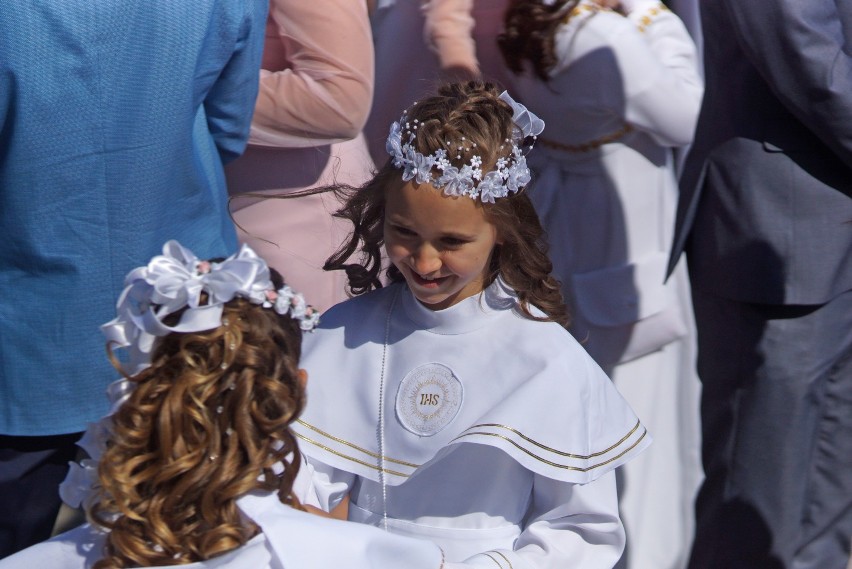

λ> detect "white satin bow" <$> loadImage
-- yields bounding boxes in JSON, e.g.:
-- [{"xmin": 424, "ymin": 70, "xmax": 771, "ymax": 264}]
[
  {"xmin": 499, "ymin": 90, "xmax": 546, "ymax": 140},
  {"xmin": 101, "ymin": 241, "xmax": 274, "ymax": 368}
]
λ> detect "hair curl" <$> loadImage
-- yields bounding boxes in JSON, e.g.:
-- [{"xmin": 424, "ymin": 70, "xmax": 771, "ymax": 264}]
[
  {"xmin": 325, "ymin": 81, "xmax": 569, "ymax": 327},
  {"xmin": 499, "ymin": 0, "xmax": 581, "ymax": 82},
  {"xmin": 89, "ymin": 277, "xmax": 305, "ymax": 568}
]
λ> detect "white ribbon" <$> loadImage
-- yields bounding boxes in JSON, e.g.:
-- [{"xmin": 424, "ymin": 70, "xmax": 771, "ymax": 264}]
[
  {"xmin": 499, "ymin": 90, "xmax": 546, "ymax": 140},
  {"xmin": 101, "ymin": 240, "xmax": 275, "ymax": 366}
]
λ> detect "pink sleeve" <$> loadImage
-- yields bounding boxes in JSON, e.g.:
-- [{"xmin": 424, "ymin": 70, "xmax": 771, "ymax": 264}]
[
  {"xmin": 423, "ymin": 0, "xmax": 479, "ymax": 73},
  {"xmin": 249, "ymin": 0, "xmax": 375, "ymax": 147}
]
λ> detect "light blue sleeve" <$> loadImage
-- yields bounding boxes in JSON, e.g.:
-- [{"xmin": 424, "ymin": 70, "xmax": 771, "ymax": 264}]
[{"xmin": 204, "ymin": 0, "xmax": 269, "ymax": 164}]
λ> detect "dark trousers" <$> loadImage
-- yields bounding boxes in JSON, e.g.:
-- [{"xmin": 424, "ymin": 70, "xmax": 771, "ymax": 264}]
[
  {"xmin": 687, "ymin": 287, "xmax": 852, "ymax": 569},
  {"xmin": 0, "ymin": 433, "xmax": 80, "ymax": 559}
]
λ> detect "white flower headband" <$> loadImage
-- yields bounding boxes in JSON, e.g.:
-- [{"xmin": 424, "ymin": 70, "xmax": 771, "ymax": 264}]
[
  {"xmin": 385, "ymin": 90, "xmax": 545, "ymax": 203},
  {"xmin": 102, "ymin": 240, "xmax": 319, "ymax": 370}
]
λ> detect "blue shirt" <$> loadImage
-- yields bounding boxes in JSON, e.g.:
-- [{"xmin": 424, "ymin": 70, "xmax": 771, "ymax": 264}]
[{"xmin": 0, "ymin": 0, "xmax": 268, "ymax": 434}]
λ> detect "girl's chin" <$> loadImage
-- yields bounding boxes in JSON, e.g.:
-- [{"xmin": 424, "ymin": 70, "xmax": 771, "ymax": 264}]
[{"xmin": 412, "ymin": 292, "xmax": 456, "ymax": 311}]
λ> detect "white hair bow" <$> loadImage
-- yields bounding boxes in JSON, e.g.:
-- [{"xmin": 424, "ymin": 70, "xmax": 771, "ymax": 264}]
[
  {"xmin": 498, "ymin": 91, "xmax": 545, "ymax": 141},
  {"xmin": 101, "ymin": 240, "xmax": 317, "ymax": 370}
]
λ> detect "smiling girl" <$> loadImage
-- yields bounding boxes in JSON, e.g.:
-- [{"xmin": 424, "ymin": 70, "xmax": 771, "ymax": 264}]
[{"xmin": 290, "ymin": 81, "xmax": 651, "ymax": 568}]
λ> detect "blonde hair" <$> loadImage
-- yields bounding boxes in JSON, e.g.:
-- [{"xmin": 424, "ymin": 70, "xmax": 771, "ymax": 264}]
[{"xmin": 89, "ymin": 291, "xmax": 305, "ymax": 568}]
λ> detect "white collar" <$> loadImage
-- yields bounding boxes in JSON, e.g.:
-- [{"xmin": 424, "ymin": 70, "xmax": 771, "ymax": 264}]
[{"xmin": 399, "ymin": 278, "xmax": 517, "ymax": 335}]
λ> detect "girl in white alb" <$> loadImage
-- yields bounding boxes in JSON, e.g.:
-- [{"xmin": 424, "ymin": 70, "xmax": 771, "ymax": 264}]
[
  {"xmin": 500, "ymin": 3, "xmax": 704, "ymax": 567},
  {"xmin": 0, "ymin": 242, "xmax": 441, "ymax": 569},
  {"xmin": 291, "ymin": 81, "xmax": 651, "ymax": 568}
]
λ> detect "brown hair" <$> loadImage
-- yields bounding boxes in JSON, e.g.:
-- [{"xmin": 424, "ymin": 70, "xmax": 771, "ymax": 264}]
[
  {"xmin": 499, "ymin": 0, "xmax": 581, "ymax": 81},
  {"xmin": 325, "ymin": 81, "xmax": 569, "ymax": 327},
  {"xmin": 89, "ymin": 275, "xmax": 305, "ymax": 568}
]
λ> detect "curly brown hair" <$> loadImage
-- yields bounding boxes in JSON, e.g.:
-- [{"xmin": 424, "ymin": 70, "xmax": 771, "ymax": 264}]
[
  {"xmin": 325, "ymin": 81, "xmax": 569, "ymax": 327},
  {"xmin": 89, "ymin": 277, "xmax": 305, "ymax": 568},
  {"xmin": 499, "ymin": 0, "xmax": 581, "ymax": 81}
]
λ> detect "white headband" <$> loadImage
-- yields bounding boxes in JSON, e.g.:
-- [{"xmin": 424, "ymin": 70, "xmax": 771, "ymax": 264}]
[{"xmin": 385, "ymin": 90, "xmax": 545, "ymax": 203}]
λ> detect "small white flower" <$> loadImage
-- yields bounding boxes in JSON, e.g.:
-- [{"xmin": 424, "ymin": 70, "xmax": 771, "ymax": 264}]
[
  {"xmin": 300, "ymin": 308, "xmax": 321, "ymax": 331},
  {"xmin": 273, "ymin": 286, "xmax": 295, "ymax": 314},
  {"xmin": 289, "ymin": 293, "xmax": 308, "ymax": 319}
]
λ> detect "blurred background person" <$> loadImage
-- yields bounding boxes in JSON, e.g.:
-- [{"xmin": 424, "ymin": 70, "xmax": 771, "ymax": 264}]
[
  {"xmin": 499, "ymin": 1, "xmax": 703, "ymax": 568},
  {"xmin": 668, "ymin": 1, "xmax": 852, "ymax": 567},
  {"xmin": 0, "ymin": 0, "xmax": 266, "ymax": 558},
  {"xmin": 225, "ymin": 0, "xmax": 375, "ymax": 311}
]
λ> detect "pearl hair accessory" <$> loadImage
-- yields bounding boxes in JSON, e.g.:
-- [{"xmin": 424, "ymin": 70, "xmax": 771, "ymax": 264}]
[{"xmin": 385, "ymin": 90, "xmax": 545, "ymax": 203}]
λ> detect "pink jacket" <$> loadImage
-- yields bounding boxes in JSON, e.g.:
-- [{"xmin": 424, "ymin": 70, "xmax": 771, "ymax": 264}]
[{"xmin": 249, "ymin": 0, "xmax": 375, "ymax": 147}]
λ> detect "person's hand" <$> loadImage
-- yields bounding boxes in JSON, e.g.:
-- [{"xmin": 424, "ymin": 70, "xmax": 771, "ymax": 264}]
[
  {"xmin": 302, "ymin": 495, "xmax": 350, "ymax": 520},
  {"xmin": 440, "ymin": 64, "xmax": 481, "ymax": 84},
  {"xmin": 302, "ymin": 504, "xmax": 336, "ymax": 518}
]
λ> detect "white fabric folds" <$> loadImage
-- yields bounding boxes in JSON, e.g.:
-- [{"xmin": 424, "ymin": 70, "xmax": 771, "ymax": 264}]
[{"xmin": 0, "ymin": 492, "xmax": 442, "ymax": 569}]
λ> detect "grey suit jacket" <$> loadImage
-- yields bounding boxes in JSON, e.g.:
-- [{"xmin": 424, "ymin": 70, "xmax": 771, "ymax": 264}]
[{"xmin": 668, "ymin": 0, "xmax": 852, "ymax": 305}]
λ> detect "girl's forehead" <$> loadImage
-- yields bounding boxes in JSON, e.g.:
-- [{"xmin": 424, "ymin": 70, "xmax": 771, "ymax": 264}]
[{"xmin": 386, "ymin": 181, "xmax": 491, "ymax": 230}]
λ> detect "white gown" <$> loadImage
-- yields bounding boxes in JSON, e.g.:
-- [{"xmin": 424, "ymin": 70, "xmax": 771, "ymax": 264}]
[
  {"xmin": 292, "ymin": 279, "xmax": 651, "ymax": 568},
  {"xmin": 510, "ymin": 3, "xmax": 704, "ymax": 568},
  {"xmin": 0, "ymin": 491, "xmax": 442, "ymax": 569}
]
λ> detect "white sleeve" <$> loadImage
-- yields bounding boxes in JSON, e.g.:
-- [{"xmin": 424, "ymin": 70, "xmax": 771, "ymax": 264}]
[
  {"xmin": 445, "ymin": 471, "xmax": 625, "ymax": 569},
  {"xmin": 292, "ymin": 454, "xmax": 356, "ymax": 511},
  {"xmin": 611, "ymin": 6, "xmax": 703, "ymax": 147}
]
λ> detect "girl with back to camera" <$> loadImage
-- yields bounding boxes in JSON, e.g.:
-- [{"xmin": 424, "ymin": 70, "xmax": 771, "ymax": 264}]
[
  {"xmin": 291, "ymin": 81, "xmax": 651, "ymax": 568},
  {"xmin": 0, "ymin": 242, "xmax": 442, "ymax": 569}
]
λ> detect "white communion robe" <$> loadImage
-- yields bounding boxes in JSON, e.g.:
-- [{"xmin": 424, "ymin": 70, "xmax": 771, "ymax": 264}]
[
  {"xmin": 511, "ymin": 3, "xmax": 704, "ymax": 568},
  {"xmin": 292, "ymin": 279, "xmax": 652, "ymax": 568},
  {"xmin": 0, "ymin": 491, "xmax": 442, "ymax": 569}
]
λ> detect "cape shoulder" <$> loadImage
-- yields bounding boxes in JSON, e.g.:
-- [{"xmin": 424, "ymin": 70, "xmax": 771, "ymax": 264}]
[{"xmin": 295, "ymin": 283, "xmax": 650, "ymax": 486}]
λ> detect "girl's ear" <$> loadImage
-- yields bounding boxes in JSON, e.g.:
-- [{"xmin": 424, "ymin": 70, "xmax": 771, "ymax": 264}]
[{"xmin": 494, "ymin": 225, "xmax": 505, "ymax": 246}]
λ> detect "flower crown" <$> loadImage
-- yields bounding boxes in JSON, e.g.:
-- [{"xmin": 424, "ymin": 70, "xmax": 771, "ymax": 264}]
[
  {"xmin": 385, "ymin": 90, "xmax": 545, "ymax": 203},
  {"xmin": 101, "ymin": 240, "xmax": 319, "ymax": 370}
]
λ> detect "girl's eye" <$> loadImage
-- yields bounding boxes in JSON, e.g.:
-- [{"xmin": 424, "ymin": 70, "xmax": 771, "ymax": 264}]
[
  {"xmin": 391, "ymin": 225, "xmax": 416, "ymax": 237},
  {"xmin": 441, "ymin": 237, "xmax": 468, "ymax": 247}
]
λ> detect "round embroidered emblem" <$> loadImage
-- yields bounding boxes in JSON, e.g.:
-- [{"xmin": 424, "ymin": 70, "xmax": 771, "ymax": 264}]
[{"xmin": 395, "ymin": 363, "xmax": 463, "ymax": 437}]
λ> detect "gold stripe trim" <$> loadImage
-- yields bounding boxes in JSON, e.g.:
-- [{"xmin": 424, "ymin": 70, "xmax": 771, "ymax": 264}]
[
  {"xmin": 295, "ymin": 419, "xmax": 420, "ymax": 468},
  {"xmin": 455, "ymin": 420, "xmax": 641, "ymax": 459},
  {"xmin": 483, "ymin": 552, "xmax": 504, "ymax": 568},
  {"xmin": 294, "ymin": 433, "xmax": 411, "ymax": 478},
  {"xmin": 539, "ymin": 123, "xmax": 634, "ymax": 153},
  {"xmin": 493, "ymin": 551, "xmax": 514, "ymax": 569},
  {"xmin": 453, "ymin": 427, "xmax": 648, "ymax": 472}
]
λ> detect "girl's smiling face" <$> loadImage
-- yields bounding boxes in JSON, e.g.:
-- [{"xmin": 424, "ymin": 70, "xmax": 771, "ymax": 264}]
[{"xmin": 384, "ymin": 181, "xmax": 501, "ymax": 311}]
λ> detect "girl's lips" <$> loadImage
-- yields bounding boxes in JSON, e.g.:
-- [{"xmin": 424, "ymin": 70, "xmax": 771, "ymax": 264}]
[{"xmin": 409, "ymin": 271, "xmax": 449, "ymax": 289}]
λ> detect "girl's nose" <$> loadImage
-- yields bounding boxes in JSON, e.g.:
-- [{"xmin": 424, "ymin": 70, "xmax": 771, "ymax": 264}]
[{"xmin": 411, "ymin": 244, "xmax": 441, "ymax": 275}]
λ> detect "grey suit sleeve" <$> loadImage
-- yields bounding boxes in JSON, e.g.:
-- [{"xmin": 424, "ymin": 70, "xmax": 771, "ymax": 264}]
[{"xmin": 722, "ymin": 0, "xmax": 852, "ymax": 166}]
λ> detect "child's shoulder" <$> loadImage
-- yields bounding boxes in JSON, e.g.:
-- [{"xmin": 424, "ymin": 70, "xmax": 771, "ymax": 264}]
[
  {"xmin": 318, "ymin": 283, "xmax": 404, "ymax": 328},
  {"xmin": 504, "ymin": 300, "xmax": 582, "ymax": 348}
]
